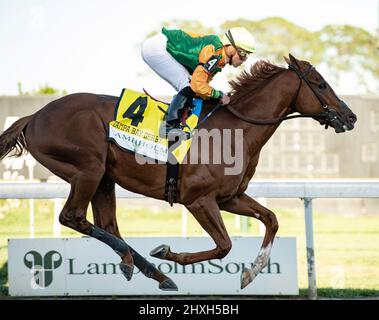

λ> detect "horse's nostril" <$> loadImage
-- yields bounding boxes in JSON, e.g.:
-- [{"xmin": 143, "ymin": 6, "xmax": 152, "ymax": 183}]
[{"xmin": 349, "ymin": 115, "xmax": 357, "ymax": 124}]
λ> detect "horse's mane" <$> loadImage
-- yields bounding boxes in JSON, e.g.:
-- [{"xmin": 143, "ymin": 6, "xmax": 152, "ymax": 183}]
[{"xmin": 229, "ymin": 60, "xmax": 286, "ymax": 103}]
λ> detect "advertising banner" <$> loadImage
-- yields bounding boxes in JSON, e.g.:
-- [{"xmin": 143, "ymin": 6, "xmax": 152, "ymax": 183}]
[{"xmin": 8, "ymin": 236, "xmax": 298, "ymax": 296}]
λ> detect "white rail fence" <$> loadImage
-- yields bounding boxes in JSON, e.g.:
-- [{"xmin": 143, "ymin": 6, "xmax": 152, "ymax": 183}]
[{"xmin": 1, "ymin": 180, "xmax": 378, "ymax": 299}]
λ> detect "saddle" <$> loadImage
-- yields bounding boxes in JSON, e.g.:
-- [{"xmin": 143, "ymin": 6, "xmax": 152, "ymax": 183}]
[
  {"xmin": 108, "ymin": 88, "xmax": 204, "ymax": 206},
  {"xmin": 143, "ymin": 89, "xmax": 194, "ymax": 131}
]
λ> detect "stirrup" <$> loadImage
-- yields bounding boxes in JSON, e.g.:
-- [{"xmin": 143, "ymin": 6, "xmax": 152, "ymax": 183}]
[{"xmin": 159, "ymin": 122, "xmax": 182, "ymax": 138}]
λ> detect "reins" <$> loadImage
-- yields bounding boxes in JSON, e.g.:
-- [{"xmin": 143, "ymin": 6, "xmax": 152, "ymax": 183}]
[
  {"xmin": 224, "ymin": 104, "xmax": 326, "ymax": 125},
  {"xmin": 155, "ymin": 63, "xmax": 336, "ymax": 136}
]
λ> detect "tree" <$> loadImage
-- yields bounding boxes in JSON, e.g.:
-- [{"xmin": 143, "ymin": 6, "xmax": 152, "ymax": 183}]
[
  {"xmin": 221, "ymin": 17, "xmax": 324, "ymax": 65},
  {"xmin": 319, "ymin": 24, "xmax": 379, "ymax": 90},
  {"xmin": 17, "ymin": 82, "xmax": 67, "ymax": 96},
  {"xmin": 151, "ymin": 17, "xmax": 379, "ymax": 92}
]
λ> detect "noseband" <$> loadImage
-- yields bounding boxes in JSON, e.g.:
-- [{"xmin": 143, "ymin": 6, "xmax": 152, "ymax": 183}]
[
  {"xmin": 288, "ymin": 64, "xmax": 342, "ymax": 129},
  {"xmin": 225, "ymin": 64, "xmax": 337, "ymax": 126}
]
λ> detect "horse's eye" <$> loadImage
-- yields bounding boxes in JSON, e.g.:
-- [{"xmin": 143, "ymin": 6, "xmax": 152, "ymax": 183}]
[{"xmin": 318, "ymin": 83, "xmax": 327, "ymax": 90}]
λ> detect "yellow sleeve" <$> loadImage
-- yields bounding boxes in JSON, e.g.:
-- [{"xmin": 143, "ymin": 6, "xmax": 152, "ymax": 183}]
[
  {"xmin": 190, "ymin": 45, "xmax": 222, "ymax": 99},
  {"xmin": 185, "ymin": 31, "xmax": 204, "ymax": 38}
]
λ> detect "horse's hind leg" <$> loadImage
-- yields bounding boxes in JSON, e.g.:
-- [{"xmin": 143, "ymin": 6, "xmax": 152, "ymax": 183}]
[
  {"xmin": 150, "ymin": 196, "xmax": 232, "ymax": 264},
  {"xmin": 90, "ymin": 174, "xmax": 134, "ymax": 281},
  {"xmin": 91, "ymin": 174, "xmax": 178, "ymax": 291},
  {"xmin": 58, "ymin": 165, "xmax": 104, "ymax": 235},
  {"xmin": 46, "ymin": 159, "xmax": 133, "ymax": 278},
  {"xmin": 219, "ymin": 193, "xmax": 279, "ymax": 289},
  {"xmin": 52, "ymin": 161, "xmax": 134, "ymax": 277}
]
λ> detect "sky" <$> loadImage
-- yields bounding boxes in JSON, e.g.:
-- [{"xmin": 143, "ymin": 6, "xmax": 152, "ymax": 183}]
[{"xmin": 0, "ymin": 0, "xmax": 378, "ymax": 97}]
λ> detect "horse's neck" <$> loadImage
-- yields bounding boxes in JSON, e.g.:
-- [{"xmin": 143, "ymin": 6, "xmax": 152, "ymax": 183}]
[
  {"xmin": 236, "ymin": 72, "xmax": 295, "ymax": 178},
  {"xmin": 238, "ymin": 72, "xmax": 294, "ymax": 149}
]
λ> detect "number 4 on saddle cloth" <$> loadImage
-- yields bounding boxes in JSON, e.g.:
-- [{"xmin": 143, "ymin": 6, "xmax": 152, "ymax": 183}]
[{"xmin": 108, "ymin": 88, "xmax": 203, "ymax": 164}]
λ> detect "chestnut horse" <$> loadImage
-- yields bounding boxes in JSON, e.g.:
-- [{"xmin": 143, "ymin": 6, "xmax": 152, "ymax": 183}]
[{"xmin": 0, "ymin": 55, "xmax": 356, "ymax": 291}]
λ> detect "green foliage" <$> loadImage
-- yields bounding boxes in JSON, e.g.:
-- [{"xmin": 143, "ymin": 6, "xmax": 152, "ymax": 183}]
[
  {"xmin": 17, "ymin": 82, "xmax": 23, "ymax": 96},
  {"xmin": 1, "ymin": 200, "xmax": 379, "ymax": 297},
  {"xmin": 319, "ymin": 24, "xmax": 379, "ymax": 87},
  {"xmin": 0, "ymin": 262, "xmax": 8, "ymax": 296},
  {"xmin": 144, "ymin": 20, "xmax": 217, "ymax": 40},
  {"xmin": 222, "ymin": 17, "xmax": 324, "ymax": 65},
  {"xmin": 17, "ymin": 82, "xmax": 67, "ymax": 96},
  {"xmin": 156, "ymin": 17, "xmax": 379, "ymax": 92},
  {"xmin": 34, "ymin": 83, "xmax": 67, "ymax": 95},
  {"xmin": 316, "ymin": 288, "xmax": 379, "ymax": 298}
]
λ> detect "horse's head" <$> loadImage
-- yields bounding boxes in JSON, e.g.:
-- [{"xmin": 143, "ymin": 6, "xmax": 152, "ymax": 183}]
[{"xmin": 284, "ymin": 54, "xmax": 357, "ymax": 133}]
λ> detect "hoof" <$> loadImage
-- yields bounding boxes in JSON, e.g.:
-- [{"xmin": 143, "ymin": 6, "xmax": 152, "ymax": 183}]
[
  {"xmin": 240, "ymin": 267, "xmax": 253, "ymax": 289},
  {"xmin": 150, "ymin": 244, "xmax": 170, "ymax": 259},
  {"xmin": 119, "ymin": 262, "xmax": 134, "ymax": 281},
  {"xmin": 159, "ymin": 278, "xmax": 178, "ymax": 291}
]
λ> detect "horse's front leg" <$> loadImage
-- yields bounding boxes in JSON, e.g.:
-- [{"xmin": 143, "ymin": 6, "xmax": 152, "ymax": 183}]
[
  {"xmin": 220, "ymin": 193, "xmax": 279, "ymax": 289},
  {"xmin": 150, "ymin": 195, "xmax": 232, "ymax": 264}
]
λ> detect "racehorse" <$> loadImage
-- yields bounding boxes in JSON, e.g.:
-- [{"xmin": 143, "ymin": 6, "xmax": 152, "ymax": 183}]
[{"xmin": 0, "ymin": 54, "xmax": 356, "ymax": 291}]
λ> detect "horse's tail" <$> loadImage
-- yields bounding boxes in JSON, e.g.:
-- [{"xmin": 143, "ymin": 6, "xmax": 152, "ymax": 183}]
[{"xmin": 0, "ymin": 115, "xmax": 33, "ymax": 160}]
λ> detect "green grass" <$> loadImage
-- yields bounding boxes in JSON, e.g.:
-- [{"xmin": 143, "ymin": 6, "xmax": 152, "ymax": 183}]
[{"xmin": 0, "ymin": 198, "xmax": 378, "ymax": 298}]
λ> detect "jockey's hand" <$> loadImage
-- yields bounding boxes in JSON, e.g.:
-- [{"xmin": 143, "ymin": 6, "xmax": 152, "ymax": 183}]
[{"xmin": 220, "ymin": 94, "xmax": 231, "ymax": 106}]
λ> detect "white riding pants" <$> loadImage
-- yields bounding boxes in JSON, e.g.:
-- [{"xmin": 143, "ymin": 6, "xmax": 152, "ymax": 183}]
[{"xmin": 141, "ymin": 32, "xmax": 191, "ymax": 92}]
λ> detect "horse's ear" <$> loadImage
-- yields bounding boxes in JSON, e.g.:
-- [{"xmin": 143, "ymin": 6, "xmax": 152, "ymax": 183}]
[
  {"xmin": 288, "ymin": 53, "xmax": 302, "ymax": 68},
  {"xmin": 283, "ymin": 56, "xmax": 291, "ymax": 65},
  {"xmin": 289, "ymin": 53, "xmax": 297, "ymax": 64}
]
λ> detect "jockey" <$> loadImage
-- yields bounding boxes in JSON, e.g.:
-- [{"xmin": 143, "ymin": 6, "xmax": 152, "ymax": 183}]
[{"xmin": 141, "ymin": 26, "xmax": 255, "ymax": 136}]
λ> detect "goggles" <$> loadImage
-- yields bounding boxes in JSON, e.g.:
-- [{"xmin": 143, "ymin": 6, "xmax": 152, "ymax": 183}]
[
  {"xmin": 236, "ymin": 48, "xmax": 249, "ymax": 60},
  {"xmin": 225, "ymin": 30, "xmax": 251, "ymax": 61}
]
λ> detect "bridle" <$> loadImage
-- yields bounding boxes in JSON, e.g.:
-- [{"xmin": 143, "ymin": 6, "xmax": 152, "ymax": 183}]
[{"xmin": 224, "ymin": 63, "xmax": 342, "ymax": 128}]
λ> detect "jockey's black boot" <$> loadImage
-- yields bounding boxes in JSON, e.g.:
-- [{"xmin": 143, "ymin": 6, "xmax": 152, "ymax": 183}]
[{"xmin": 160, "ymin": 86, "xmax": 195, "ymax": 138}]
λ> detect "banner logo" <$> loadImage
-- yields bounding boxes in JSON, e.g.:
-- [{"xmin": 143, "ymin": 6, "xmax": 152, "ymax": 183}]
[{"xmin": 24, "ymin": 250, "xmax": 62, "ymax": 289}]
